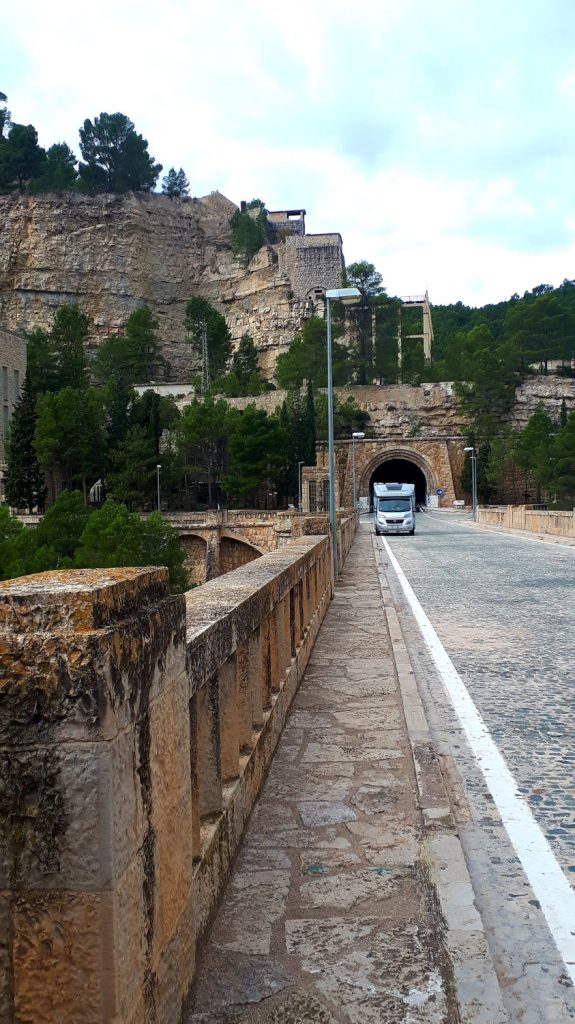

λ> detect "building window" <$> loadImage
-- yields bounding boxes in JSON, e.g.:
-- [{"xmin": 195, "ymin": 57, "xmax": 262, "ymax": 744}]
[
  {"xmin": 3, "ymin": 405, "xmax": 9, "ymax": 439},
  {"xmin": 308, "ymin": 480, "xmax": 317, "ymax": 513},
  {"xmin": 13, "ymin": 369, "xmax": 20, "ymax": 404},
  {"xmin": 1, "ymin": 367, "xmax": 7, "ymax": 403},
  {"xmin": 320, "ymin": 479, "xmax": 330, "ymax": 513}
]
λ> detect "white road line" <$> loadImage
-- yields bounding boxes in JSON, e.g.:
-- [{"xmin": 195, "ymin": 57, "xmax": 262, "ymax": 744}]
[{"xmin": 381, "ymin": 535, "xmax": 575, "ymax": 983}]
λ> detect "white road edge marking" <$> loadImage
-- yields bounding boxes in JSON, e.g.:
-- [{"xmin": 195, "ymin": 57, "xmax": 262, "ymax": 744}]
[{"xmin": 381, "ymin": 535, "xmax": 575, "ymax": 983}]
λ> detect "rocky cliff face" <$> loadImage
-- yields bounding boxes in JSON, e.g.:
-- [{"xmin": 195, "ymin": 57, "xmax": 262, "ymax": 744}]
[
  {"xmin": 0, "ymin": 191, "xmax": 306, "ymax": 379},
  {"xmin": 510, "ymin": 376, "xmax": 575, "ymax": 428},
  {"xmin": 211, "ymin": 377, "xmax": 575, "ymax": 440}
]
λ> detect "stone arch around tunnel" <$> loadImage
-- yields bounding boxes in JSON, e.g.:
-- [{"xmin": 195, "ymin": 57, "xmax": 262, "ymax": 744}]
[{"xmin": 359, "ymin": 448, "xmax": 437, "ymax": 506}]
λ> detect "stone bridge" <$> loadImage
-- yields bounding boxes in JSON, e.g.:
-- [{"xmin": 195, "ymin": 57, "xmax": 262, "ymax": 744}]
[
  {"xmin": 0, "ymin": 514, "xmax": 357, "ymax": 1023},
  {"xmin": 163, "ymin": 510, "xmax": 285, "ymax": 586},
  {"xmin": 164, "ymin": 510, "xmax": 352, "ymax": 586}
]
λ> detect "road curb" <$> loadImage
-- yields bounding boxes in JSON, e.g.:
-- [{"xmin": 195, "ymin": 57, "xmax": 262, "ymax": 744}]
[{"xmin": 372, "ymin": 533, "xmax": 509, "ymax": 1024}]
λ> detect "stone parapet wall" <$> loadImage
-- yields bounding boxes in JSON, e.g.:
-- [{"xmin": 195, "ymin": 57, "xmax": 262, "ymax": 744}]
[
  {"xmin": 0, "ymin": 567, "xmax": 191, "ymax": 1024},
  {"xmin": 0, "ymin": 518, "xmax": 357, "ymax": 1022},
  {"xmin": 478, "ymin": 505, "xmax": 575, "ymax": 538}
]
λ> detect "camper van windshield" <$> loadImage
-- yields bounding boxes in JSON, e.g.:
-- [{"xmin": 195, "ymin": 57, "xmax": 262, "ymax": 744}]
[{"xmin": 377, "ymin": 498, "xmax": 411, "ymax": 512}]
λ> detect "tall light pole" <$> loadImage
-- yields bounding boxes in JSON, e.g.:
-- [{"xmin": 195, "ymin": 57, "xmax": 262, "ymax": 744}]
[
  {"xmin": 156, "ymin": 464, "xmax": 161, "ymax": 512},
  {"xmin": 352, "ymin": 431, "xmax": 365, "ymax": 509},
  {"xmin": 326, "ymin": 287, "xmax": 361, "ymax": 579},
  {"xmin": 297, "ymin": 460, "xmax": 305, "ymax": 511},
  {"xmin": 464, "ymin": 446, "xmax": 477, "ymax": 521}
]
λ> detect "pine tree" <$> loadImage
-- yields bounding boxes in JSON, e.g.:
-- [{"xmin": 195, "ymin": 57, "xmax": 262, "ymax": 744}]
[
  {"xmin": 185, "ymin": 297, "xmax": 232, "ymax": 380},
  {"xmin": 125, "ymin": 306, "xmax": 165, "ymax": 383},
  {"xmin": 78, "ymin": 112, "xmax": 162, "ymax": 193},
  {"xmin": 51, "ymin": 304, "xmax": 89, "ymax": 390},
  {"xmin": 161, "ymin": 167, "xmax": 190, "ymax": 197},
  {"xmin": 29, "ymin": 142, "xmax": 78, "ymax": 192},
  {"xmin": 4, "ymin": 376, "xmax": 47, "ymax": 512}
]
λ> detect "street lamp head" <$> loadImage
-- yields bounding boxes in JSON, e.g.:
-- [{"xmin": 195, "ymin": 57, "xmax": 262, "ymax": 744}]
[
  {"xmin": 157, "ymin": 464, "xmax": 161, "ymax": 469},
  {"xmin": 325, "ymin": 287, "xmax": 361, "ymax": 304},
  {"xmin": 352, "ymin": 431, "xmax": 365, "ymax": 439},
  {"xmin": 463, "ymin": 447, "xmax": 474, "ymax": 453}
]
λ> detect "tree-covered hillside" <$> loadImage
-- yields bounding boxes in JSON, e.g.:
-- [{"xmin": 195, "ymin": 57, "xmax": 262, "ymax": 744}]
[{"xmin": 431, "ymin": 280, "xmax": 575, "ymax": 370}]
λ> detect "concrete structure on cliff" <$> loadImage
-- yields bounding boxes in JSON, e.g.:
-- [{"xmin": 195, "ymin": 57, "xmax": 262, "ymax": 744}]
[{"xmin": 0, "ymin": 192, "xmax": 344, "ymax": 380}]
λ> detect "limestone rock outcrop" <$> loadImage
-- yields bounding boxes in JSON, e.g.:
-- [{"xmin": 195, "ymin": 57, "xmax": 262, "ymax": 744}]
[{"xmin": 0, "ymin": 191, "xmax": 310, "ymax": 379}]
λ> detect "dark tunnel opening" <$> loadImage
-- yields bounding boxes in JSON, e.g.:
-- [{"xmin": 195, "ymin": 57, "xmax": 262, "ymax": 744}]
[{"xmin": 369, "ymin": 459, "xmax": 428, "ymax": 506}]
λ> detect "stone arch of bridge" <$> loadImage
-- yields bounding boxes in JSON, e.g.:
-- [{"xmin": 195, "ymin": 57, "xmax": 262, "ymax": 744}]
[
  {"xmin": 179, "ymin": 532, "xmax": 209, "ymax": 587},
  {"xmin": 219, "ymin": 534, "xmax": 263, "ymax": 575},
  {"xmin": 358, "ymin": 447, "xmax": 438, "ymax": 505},
  {"xmin": 220, "ymin": 531, "xmax": 265, "ymax": 556}
]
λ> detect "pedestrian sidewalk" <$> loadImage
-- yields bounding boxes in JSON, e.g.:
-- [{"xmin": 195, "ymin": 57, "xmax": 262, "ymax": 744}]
[{"xmin": 185, "ymin": 523, "xmax": 507, "ymax": 1024}]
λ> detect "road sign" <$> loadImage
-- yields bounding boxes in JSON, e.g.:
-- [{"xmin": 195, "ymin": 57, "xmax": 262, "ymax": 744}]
[{"xmin": 436, "ymin": 488, "xmax": 445, "ymax": 497}]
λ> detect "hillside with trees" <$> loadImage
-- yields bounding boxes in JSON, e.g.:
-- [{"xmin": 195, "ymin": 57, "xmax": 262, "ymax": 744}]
[{"xmin": 1, "ymin": 87, "xmax": 574, "ymax": 519}]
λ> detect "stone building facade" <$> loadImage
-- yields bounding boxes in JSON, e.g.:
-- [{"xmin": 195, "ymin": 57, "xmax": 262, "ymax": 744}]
[
  {"xmin": 277, "ymin": 232, "xmax": 345, "ymax": 306},
  {"xmin": 0, "ymin": 327, "xmax": 26, "ymax": 497},
  {"xmin": 266, "ymin": 208, "xmax": 306, "ymax": 241}
]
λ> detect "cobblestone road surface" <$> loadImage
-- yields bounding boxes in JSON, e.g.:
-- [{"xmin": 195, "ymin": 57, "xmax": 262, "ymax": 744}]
[{"xmin": 382, "ymin": 511, "xmax": 575, "ymax": 886}]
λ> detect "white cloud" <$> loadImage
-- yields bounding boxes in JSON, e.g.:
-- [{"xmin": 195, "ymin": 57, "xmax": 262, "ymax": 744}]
[{"xmin": 3, "ymin": 0, "xmax": 575, "ymax": 305}]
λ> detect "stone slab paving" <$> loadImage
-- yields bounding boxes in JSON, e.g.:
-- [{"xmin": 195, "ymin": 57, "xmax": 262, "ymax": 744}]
[{"xmin": 185, "ymin": 526, "xmax": 504, "ymax": 1024}]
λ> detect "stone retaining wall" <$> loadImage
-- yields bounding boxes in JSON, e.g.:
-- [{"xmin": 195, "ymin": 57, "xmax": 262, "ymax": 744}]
[
  {"xmin": 0, "ymin": 520, "xmax": 356, "ymax": 1022},
  {"xmin": 478, "ymin": 505, "xmax": 575, "ymax": 538}
]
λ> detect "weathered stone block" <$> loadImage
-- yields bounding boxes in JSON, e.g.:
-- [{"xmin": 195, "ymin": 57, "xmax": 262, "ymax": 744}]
[
  {"xmin": 11, "ymin": 892, "xmax": 106, "ymax": 1024},
  {"xmin": 0, "ymin": 569, "xmax": 187, "ymax": 745}
]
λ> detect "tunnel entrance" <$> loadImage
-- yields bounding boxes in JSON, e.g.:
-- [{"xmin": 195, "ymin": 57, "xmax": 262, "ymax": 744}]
[{"xmin": 369, "ymin": 459, "xmax": 428, "ymax": 506}]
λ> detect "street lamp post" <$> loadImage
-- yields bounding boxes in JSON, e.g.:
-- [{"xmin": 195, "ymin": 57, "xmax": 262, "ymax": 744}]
[
  {"xmin": 464, "ymin": 447, "xmax": 477, "ymax": 521},
  {"xmin": 326, "ymin": 287, "xmax": 361, "ymax": 579},
  {"xmin": 297, "ymin": 460, "xmax": 305, "ymax": 511},
  {"xmin": 351, "ymin": 431, "xmax": 365, "ymax": 509},
  {"xmin": 156, "ymin": 464, "xmax": 161, "ymax": 512}
]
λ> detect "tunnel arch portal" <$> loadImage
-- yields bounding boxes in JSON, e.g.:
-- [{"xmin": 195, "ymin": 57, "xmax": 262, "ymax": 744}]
[{"xmin": 360, "ymin": 448, "xmax": 437, "ymax": 507}]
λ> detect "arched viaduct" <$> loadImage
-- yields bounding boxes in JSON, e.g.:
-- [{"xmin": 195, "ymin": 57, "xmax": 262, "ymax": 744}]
[{"xmin": 164, "ymin": 511, "xmax": 295, "ymax": 585}]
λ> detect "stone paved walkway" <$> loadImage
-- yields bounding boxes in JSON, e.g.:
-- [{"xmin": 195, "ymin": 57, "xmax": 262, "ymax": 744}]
[{"xmin": 185, "ymin": 525, "xmax": 504, "ymax": 1024}]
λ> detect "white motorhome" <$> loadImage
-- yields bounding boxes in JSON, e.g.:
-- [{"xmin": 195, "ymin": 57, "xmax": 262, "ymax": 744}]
[{"xmin": 373, "ymin": 482, "xmax": 416, "ymax": 536}]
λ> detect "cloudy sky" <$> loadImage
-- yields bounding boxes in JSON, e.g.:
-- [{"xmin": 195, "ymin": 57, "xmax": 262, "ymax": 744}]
[{"xmin": 3, "ymin": 0, "xmax": 575, "ymax": 306}]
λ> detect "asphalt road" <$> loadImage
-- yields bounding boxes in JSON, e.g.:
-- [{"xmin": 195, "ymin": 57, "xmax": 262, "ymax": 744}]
[{"xmin": 376, "ymin": 512, "xmax": 575, "ymax": 1022}]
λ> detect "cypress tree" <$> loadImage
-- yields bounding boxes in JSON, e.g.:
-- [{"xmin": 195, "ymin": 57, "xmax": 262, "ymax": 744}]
[
  {"xmin": 304, "ymin": 379, "xmax": 317, "ymax": 466},
  {"xmin": 4, "ymin": 376, "xmax": 47, "ymax": 512}
]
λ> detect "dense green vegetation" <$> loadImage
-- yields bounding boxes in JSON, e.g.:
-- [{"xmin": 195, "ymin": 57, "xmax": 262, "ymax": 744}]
[
  {"xmin": 462, "ymin": 403, "xmax": 575, "ymax": 506},
  {"xmin": 5, "ymin": 296, "xmax": 371, "ymax": 531},
  {"xmin": 428, "ymin": 281, "xmax": 575, "ymax": 504},
  {"xmin": 431, "ymin": 281, "xmax": 575, "ymax": 378},
  {"xmin": 0, "ymin": 492, "xmax": 187, "ymax": 590},
  {"xmin": 230, "ymin": 199, "xmax": 269, "ymax": 265},
  {"xmin": 0, "ymin": 95, "xmax": 166, "ymax": 195}
]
